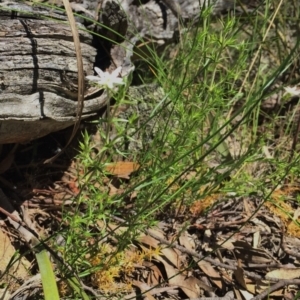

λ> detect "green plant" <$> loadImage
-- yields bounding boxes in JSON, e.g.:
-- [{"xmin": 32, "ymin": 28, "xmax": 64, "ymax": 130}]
[
  {"xmin": 57, "ymin": 1, "xmax": 300, "ymax": 297},
  {"xmin": 3, "ymin": 0, "xmax": 300, "ymax": 298}
]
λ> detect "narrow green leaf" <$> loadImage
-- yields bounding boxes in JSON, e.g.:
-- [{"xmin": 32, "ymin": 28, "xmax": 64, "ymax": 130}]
[
  {"xmin": 67, "ymin": 277, "xmax": 90, "ymax": 300},
  {"xmin": 35, "ymin": 250, "xmax": 60, "ymax": 300}
]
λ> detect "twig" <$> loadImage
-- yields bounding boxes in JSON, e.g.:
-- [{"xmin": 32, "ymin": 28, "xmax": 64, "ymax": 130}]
[
  {"xmin": 145, "ymin": 230, "xmax": 297, "ymax": 283},
  {"xmin": 246, "ymin": 263, "xmax": 283, "ymax": 269},
  {"xmin": 110, "ymin": 216, "xmax": 288, "ymax": 283},
  {"xmin": 9, "ymin": 274, "xmax": 41, "ymax": 299},
  {"xmin": 0, "ymin": 188, "xmax": 37, "ymax": 243},
  {"xmin": 209, "ymin": 218, "xmax": 250, "ymax": 228},
  {"xmin": 281, "ymin": 228, "xmax": 300, "ymax": 259},
  {"xmin": 44, "ymin": 0, "xmax": 84, "ymax": 163},
  {"xmin": 145, "ymin": 229, "xmax": 264, "ymax": 280},
  {"xmin": 112, "ymin": 216, "xmax": 262, "ymax": 278},
  {"xmin": 250, "ymin": 279, "xmax": 300, "ymax": 300}
]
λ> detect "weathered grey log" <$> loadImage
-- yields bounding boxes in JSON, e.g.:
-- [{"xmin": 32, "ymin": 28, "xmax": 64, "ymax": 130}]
[
  {"xmin": 0, "ymin": 0, "xmax": 243, "ymax": 144},
  {"xmin": 0, "ymin": 2, "xmax": 108, "ymax": 144},
  {"xmin": 99, "ymin": 0, "xmax": 250, "ymax": 67}
]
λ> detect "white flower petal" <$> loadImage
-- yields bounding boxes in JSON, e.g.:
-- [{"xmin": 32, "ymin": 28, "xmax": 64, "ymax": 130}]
[
  {"xmin": 86, "ymin": 66, "xmax": 125, "ymax": 89},
  {"xmin": 106, "ymin": 82, "xmax": 114, "ymax": 89},
  {"xmin": 112, "ymin": 66, "xmax": 122, "ymax": 77},
  {"xmin": 86, "ymin": 75, "xmax": 101, "ymax": 82},
  {"xmin": 94, "ymin": 67, "xmax": 105, "ymax": 78},
  {"xmin": 113, "ymin": 78, "xmax": 125, "ymax": 85},
  {"xmin": 284, "ymin": 86, "xmax": 300, "ymax": 96}
]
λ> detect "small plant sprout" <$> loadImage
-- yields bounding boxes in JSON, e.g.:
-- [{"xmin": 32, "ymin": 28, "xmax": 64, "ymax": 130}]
[{"xmin": 86, "ymin": 66, "xmax": 125, "ymax": 90}]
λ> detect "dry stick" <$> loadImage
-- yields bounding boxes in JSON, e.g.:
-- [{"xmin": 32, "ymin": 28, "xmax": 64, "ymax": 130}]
[
  {"xmin": 9, "ymin": 274, "xmax": 42, "ymax": 299},
  {"xmin": 145, "ymin": 230, "xmax": 263, "ymax": 280},
  {"xmin": 146, "ymin": 229, "xmax": 291, "ymax": 283},
  {"xmin": 250, "ymin": 279, "xmax": 300, "ymax": 300},
  {"xmin": 111, "ymin": 216, "xmax": 288, "ymax": 283},
  {"xmin": 281, "ymin": 228, "xmax": 300, "ymax": 259},
  {"xmin": 44, "ymin": 0, "xmax": 84, "ymax": 164},
  {"xmin": 0, "ymin": 207, "xmax": 27, "ymax": 228},
  {"xmin": 111, "ymin": 216, "xmax": 240, "ymax": 272},
  {"xmin": 111, "ymin": 219, "xmax": 300, "ymax": 300}
]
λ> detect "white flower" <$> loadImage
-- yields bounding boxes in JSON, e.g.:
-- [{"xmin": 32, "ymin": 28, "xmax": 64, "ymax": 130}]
[
  {"xmin": 284, "ymin": 86, "xmax": 300, "ymax": 97},
  {"xmin": 86, "ymin": 66, "xmax": 124, "ymax": 89}
]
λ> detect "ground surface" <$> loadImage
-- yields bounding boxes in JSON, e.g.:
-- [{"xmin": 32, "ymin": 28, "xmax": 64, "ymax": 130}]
[{"xmin": 1, "ymin": 1, "xmax": 300, "ymax": 299}]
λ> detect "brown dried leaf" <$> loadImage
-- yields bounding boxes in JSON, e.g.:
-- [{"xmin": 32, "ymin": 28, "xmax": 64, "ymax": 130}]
[
  {"xmin": 256, "ymin": 280, "xmax": 285, "ymax": 295},
  {"xmin": 233, "ymin": 241, "xmax": 277, "ymax": 264},
  {"xmin": 179, "ymin": 231, "xmax": 195, "ymax": 251},
  {"xmin": 140, "ymin": 230, "xmax": 214, "ymax": 297},
  {"xmin": 197, "ymin": 260, "xmax": 223, "ymax": 289},
  {"xmin": 266, "ymin": 268, "xmax": 300, "ymax": 280},
  {"xmin": 243, "ymin": 198, "xmax": 253, "ymax": 217},
  {"xmin": 233, "ymin": 287, "xmax": 243, "ymax": 300},
  {"xmin": 234, "ymin": 265, "xmax": 248, "ymax": 291},
  {"xmin": 105, "ymin": 162, "xmax": 140, "ymax": 177},
  {"xmin": 159, "ymin": 259, "xmax": 214, "ymax": 298},
  {"xmin": 140, "ymin": 229, "xmax": 181, "ymax": 269},
  {"xmin": 252, "ymin": 231, "xmax": 261, "ymax": 248},
  {"xmin": 0, "ymin": 230, "xmax": 30, "ymax": 287},
  {"xmin": 217, "ymin": 239, "xmax": 235, "ymax": 250},
  {"xmin": 251, "ymin": 217, "xmax": 271, "ymax": 233},
  {"xmin": 293, "ymin": 207, "xmax": 300, "ymax": 219},
  {"xmin": 96, "ymin": 220, "xmax": 127, "ymax": 235},
  {"xmin": 143, "ymin": 261, "xmax": 163, "ymax": 285},
  {"xmin": 140, "ymin": 234, "xmax": 159, "ymax": 249},
  {"xmin": 132, "ymin": 281, "xmax": 156, "ymax": 300}
]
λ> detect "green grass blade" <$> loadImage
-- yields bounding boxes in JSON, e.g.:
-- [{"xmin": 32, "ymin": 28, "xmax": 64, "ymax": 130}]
[
  {"xmin": 35, "ymin": 249, "xmax": 60, "ymax": 300},
  {"xmin": 67, "ymin": 277, "xmax": 90, "ymax": 300}
]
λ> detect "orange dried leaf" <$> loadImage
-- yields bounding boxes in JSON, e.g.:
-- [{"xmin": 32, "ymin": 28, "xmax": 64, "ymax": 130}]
[
  {"xmin": 105, "ymin": 162, "xmax": 140, "ymax": 177},
  {"xmin": 68, "ymin": 181, "xmax": 80, "ymax": 195}
]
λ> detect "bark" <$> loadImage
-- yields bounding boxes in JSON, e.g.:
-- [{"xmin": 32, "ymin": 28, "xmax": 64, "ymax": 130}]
[
  {"xmin": 0, "ymin": 0, "xmax": 241, "ymax": 144},
  {"xmin": 0, "ymin": 2, "xmax": 107, "ymax": 143}
]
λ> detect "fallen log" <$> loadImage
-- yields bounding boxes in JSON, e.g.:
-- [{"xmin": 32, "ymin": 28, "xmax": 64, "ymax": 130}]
[{"xmin": 0, "ymin": 0, "xmax": 239, "ymax": 144}]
